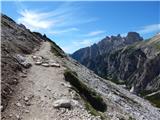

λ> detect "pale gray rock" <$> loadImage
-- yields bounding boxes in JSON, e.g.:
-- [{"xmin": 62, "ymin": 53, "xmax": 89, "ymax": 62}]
[
  {"xmin": 53, "ymin": 98, "xmax": 79, "ymax": 109},
  {"xmin": 41, "ymin": 63, "xmax": 49, "ymax": 67}
]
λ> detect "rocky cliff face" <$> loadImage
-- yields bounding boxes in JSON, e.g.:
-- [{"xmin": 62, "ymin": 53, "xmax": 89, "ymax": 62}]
[
  {"xmin": 72, "ymin": 32, "xmax": 143, "ymax": 64},
  {"xmin": 72, "ymin": 32, "xmax": 143, "ymax": 73},
  {"xmin": 106, "ymin": 36, "xmax": 160, "ymax": 93},
  {"xmin": 71, "ymin": 31, "xmax": 160, "ymax": 102}
]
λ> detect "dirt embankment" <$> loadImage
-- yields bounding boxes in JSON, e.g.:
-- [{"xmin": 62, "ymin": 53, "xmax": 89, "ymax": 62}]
[{"xmin": 1, "ymin": 14, "xmax": 44, "ymax": 110}]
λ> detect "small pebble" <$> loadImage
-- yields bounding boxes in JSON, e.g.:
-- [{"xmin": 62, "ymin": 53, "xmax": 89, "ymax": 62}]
[
  {"xmin": 21, "ymin": 74, "xmax": 27, "ymax": 78},
  {"xmin": 24, "ymin": 109, "xmax": 30, "ymax": 113},
  {"xmin": 15, "ymin": 114, "xmax": 20, "ymax": 119},
  {"xmin": 25, "ymin": 102, "xmax": 31, "ymax": 106},
  {"xmin": 24, "ymin": 96, "xmax": 29, "ymax": 102},
  {"xmin": 0, "ymin": 105, "xmax": 3, "ymax": 111},
  {"xmin": 16, "ymin": 102, "xmax": 22, "ymax": 107}
]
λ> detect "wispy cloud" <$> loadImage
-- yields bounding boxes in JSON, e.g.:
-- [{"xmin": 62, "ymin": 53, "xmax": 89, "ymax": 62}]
[
  {"xmin": 73, "ymin": 36, "xmax": 104, "ymax": 47},
  {"xmin": 17, "ymin": 9, "xmax": 56, "ymax": 31},
  {"xmin": 61, "ymin": 46, "xmax": 72, "ymax": 54},
  {"xmin": 17, "ymin": 3, "xmax": 97, "ymax": 33},
  {"xmin": 49, "ymin": 28, "xmax": 79, "ymax": 35},
  {"xmin": 74, "ymin": 39, "xmax": 93, "ymax": 46},
  {"xmin": 137, "ymin": 24, "xmax": 160, "ymax": 34},
  {"xmin": 121, "ymin": 24, "xmax": 160, "ymax": 37},
  {"xmin": 16, "ymin": 2, "xmax": 99, "ymax": 54},
  {"xmin": 85, "ymin": 30, "xmax": 105, "ymax": 37}
]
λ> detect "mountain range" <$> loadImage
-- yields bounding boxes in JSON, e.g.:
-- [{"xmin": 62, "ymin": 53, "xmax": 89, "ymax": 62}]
[{"xmin": 71, "ymin": 31, "xmax": 160, "ymax": 106}]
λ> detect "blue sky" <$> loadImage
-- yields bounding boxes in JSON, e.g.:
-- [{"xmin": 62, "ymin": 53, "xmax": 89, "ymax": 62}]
[{"xmin": 2, "ymin": 1, "xmax": 160, "ymax": 53}]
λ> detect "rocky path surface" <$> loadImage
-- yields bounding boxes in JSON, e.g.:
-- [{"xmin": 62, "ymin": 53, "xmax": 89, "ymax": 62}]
[{"xmin": 2, "ymin": 42, "xmax": 100, "ymax": 120}]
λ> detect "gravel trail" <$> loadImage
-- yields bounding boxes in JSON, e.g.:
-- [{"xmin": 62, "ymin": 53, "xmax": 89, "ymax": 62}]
[{"xmin": 2, "ymin": 42, "xmax": 100, "ymax": 120}]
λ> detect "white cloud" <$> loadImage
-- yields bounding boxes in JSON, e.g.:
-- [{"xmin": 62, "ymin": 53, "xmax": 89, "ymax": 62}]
[
  {"xmin": 17, "ymin": 9, "xmax": 56, "ymax": 31},
  {"xmin": 85, "ymin": 30, "xmax": 105, "ymax": 37},
  {"xmin": 76, "ymin": 39, "xmax": 93, "ymax": 46},
  {"xmin": 73, "ymin": 36, "xmax": 104, "ymax": 47},
  {"xmin": 17, "ymin": 2, "xmax": 97, "ymax": 32},
  {"xmin": 137, "ymin": 24, "xmax": 160, "ymax": 34},
  {"xmin": 121, "ymin": 24, "xmax": 160, "ymax": 37},
  {"xmin": 73, "ymin": 39, "xmax": 91, "ymax": 46},
  {"xmin": 16, "ymin": 2, "xmax": 99, "ymax": 54},
  {"xmin": 49, "ymin": 27, "xmax": 79, "ymax": 35},
  {"xmin": 61, "ymin": 46, "xmax": 72, "ymax": 53}
]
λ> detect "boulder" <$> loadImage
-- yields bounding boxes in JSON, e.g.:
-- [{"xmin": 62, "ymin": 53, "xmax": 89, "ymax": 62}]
[
  {"xmin": 32, "ymin": 55, "xmax": 43, "ymax": 62},
  {"xmin": 53, "ymin": 98, "xmax": 79, "ymax": 109},
  {"xmin": 50, "ymin": 63, "xmax": 60, "ymax": 67},
  {"xmin": 35, "ymin": 61, "xmax": 42, "ymax": 65},
  {"xmin": 16, "ymin": 54, "xmax": 25, "ymax": 63},
  {"xmin": 21, "ymin": 62, "xmax": 32, "ymax": 68},
  {"xmin": 32, "ymin": 55, "xmax": 37, "ymax": 60},
  {"xmin": 24, "ymin": 96, "xmax": 29, "ymax": 102},
  {"xmin": 15, "ymin": 54, "xmax": 32, "ymax": 68},
  {"xmin": 41, "ymin": 63, "xmax": 49, "ymax": 67},
  {"xmin": 15, "ymin": 102, "xmax": 22, "ymax": 107},
  {"xmin": 53, "ymin": 99, "xmax": 71, "ymax": 108}
]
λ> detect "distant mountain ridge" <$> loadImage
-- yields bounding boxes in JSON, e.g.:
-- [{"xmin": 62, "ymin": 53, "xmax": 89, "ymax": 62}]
[
  {"xmin": 71, "ymin": 32, "xmax": 160, "ymax": 105},
  {"xmin": 72, "ymin": 32, "xmax": 143, "ymax": 64},
  {"xmin": 71, "ymin": 32, "xmax": 144, "ymax": 78}
]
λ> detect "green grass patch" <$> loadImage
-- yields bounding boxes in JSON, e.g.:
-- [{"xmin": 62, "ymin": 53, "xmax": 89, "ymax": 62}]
[
  {"xmin": 145, "ymin": 92, "xmax": 160, "ymax": 108},
  {"xmin": 84, "ymin": 100, "xmax": 108, "ymax": 120},
  {"xmin": 64, "ymin": 69, "xmax": 107, "ymax": 113},
  {"xmin": 140, "ymin": 90, "xmax": 160, "ymax": 108},
  {"xmin": 154, "ymin": 42, "xmax": 160, "ymax": 51},
  {"xmin": 140, "ymin": 90, "xmax": 154, "ymax": 97},
  {"xmin": 128, "ymin": 116, "xmax": 136, "ymax": 120},
  {"xmin": 49, "ymin": 41, "xmax": 65, "ymax": 58}
]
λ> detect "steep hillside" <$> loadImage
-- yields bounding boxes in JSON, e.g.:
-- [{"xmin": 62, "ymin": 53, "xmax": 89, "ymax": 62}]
[
  {"xmin": 1, "ymin": 14, "xmax": 160, "ymax": 120},
  {"xmin": 71, "ymin": 32, "xmax": 160, "ymax": 96},
  {"xmin": 1, "ymin": 14, "xmax": 44, "ymax": 110}
]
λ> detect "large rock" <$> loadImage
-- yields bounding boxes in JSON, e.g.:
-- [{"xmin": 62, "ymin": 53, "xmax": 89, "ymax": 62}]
[
  {"xmin": 49, "ymin": 62, "xmax": 60, "ymax": 67},
  {"xmin": 53, "ymin": 98, "xmax": 79, "ymax": 109},
  {"xmin": 41, "ymin": 63, "xmax": 49, "ymax": 67},
  {"xmin": 15, "ymin": 54, "xmax": 32, "ymax": 68}
]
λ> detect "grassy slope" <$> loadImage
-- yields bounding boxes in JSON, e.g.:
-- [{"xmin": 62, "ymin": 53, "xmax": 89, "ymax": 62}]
[{"xmin": 64, "ymin": 69, "xmax": 108, "ymax": 120}]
